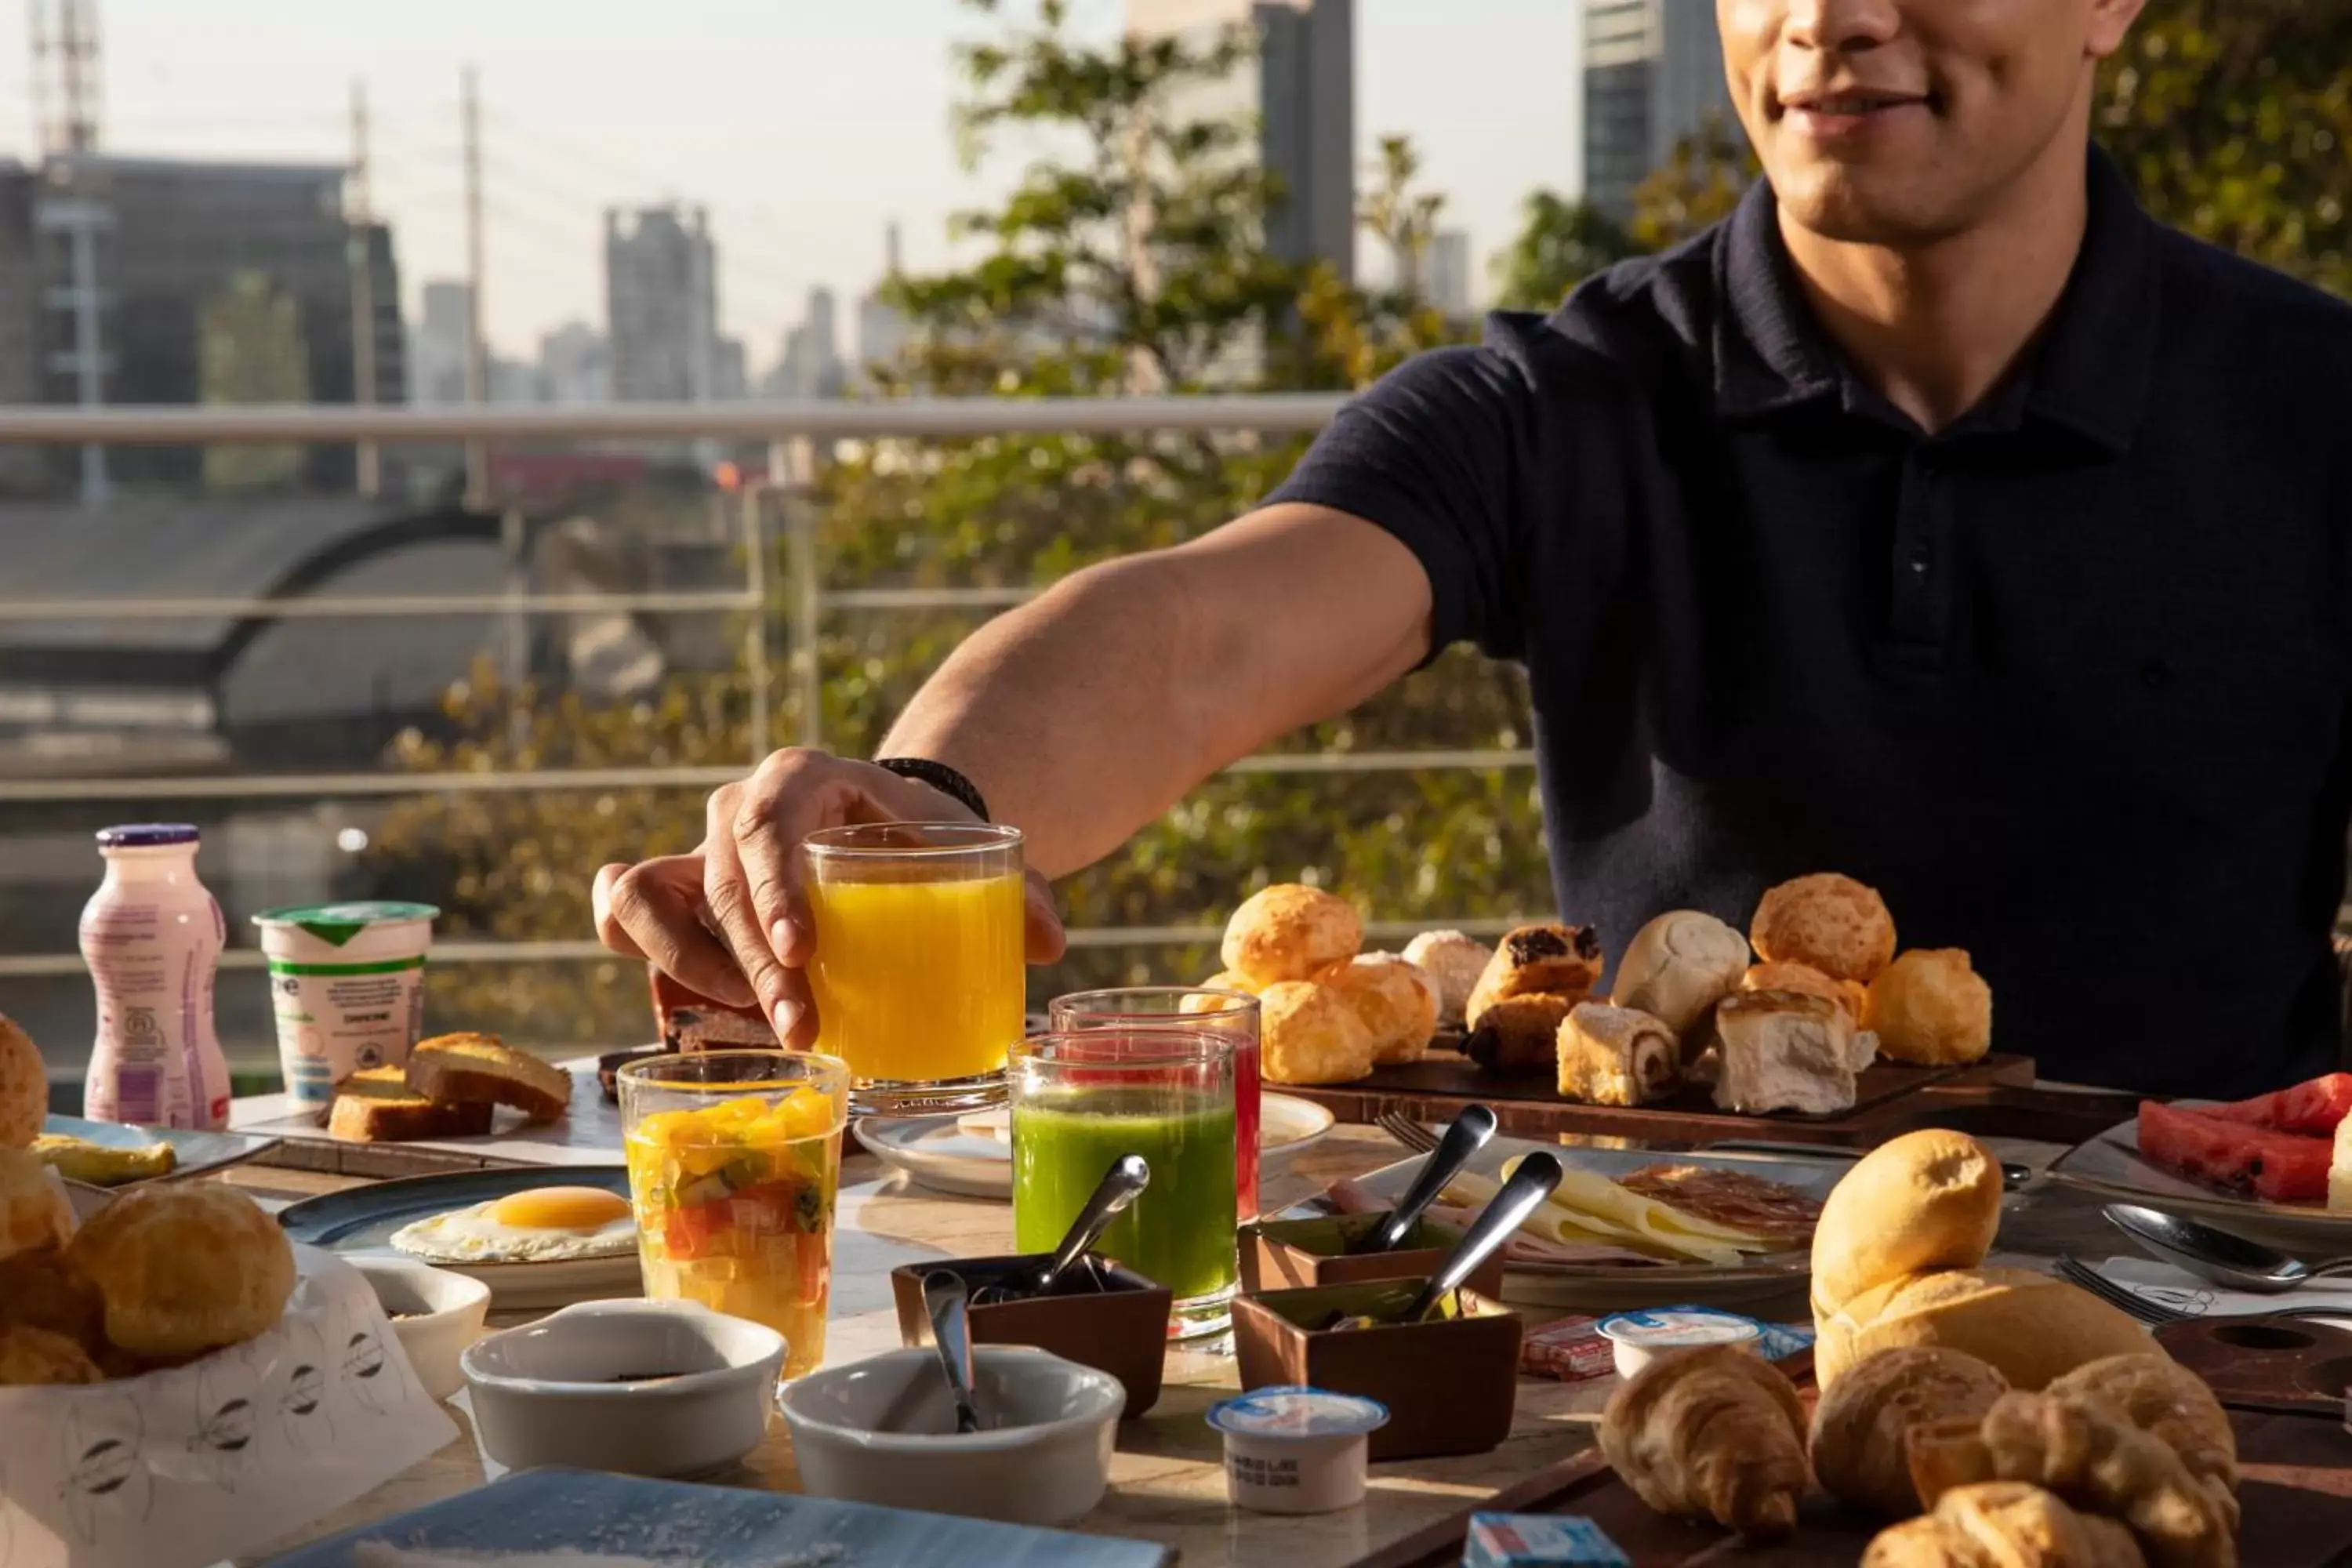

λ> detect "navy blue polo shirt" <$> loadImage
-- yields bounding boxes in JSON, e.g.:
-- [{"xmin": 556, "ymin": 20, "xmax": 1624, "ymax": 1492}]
[{"xmin": 1271, "ymin": 148, "xmax": 2352, "ymax": 1097}]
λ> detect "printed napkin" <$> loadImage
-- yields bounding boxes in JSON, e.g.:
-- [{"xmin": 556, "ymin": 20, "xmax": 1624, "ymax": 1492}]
[{"xmin": 2095, "ymin": 1254, "xmax": 2352, "ymax": 1330}]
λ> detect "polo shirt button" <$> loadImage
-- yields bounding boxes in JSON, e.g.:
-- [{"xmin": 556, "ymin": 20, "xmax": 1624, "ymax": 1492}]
[
  {"xmin": 1908, "ymin": 550, "xmax": 1930, "ymax": 575},
  {"xmin": 2140, "ymin": 656, "xmax": 2174, "ymax": 691}
]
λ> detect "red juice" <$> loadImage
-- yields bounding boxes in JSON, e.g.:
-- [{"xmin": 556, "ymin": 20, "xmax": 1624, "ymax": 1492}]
[{"xmin": 1235, "ymin": 1034, "xmax": 1261, "ymax": 1221}]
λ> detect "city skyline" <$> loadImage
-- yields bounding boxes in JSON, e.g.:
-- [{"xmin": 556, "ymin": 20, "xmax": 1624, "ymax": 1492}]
[{"xmin": 0, "ymin": 0, "xmax": 1586, "ymax": 363}]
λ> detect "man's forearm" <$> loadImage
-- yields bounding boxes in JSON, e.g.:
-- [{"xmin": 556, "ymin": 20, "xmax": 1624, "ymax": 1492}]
[{"xmin": 877, "ymin": 554, "xmax": 1229, "ymax": 878}]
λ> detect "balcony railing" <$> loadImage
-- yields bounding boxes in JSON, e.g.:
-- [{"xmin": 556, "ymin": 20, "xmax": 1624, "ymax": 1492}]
[{"xmin": 0, "ymin": 397, "xmax": 1544, "ymax": 1055}]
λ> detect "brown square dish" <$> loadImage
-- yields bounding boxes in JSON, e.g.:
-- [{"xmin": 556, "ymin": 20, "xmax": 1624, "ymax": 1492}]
[
  {"xmin": 1240, "ymin": 1211, "xmax": 1505, "ymax": 1298},
  {"xmin": 888, "ymin": 1254, "xmax": 1173, "ymax": 1418},
  {"xmin": 1231, "ymin": 1279, "xmax": 1522, "ymax": 1461}
]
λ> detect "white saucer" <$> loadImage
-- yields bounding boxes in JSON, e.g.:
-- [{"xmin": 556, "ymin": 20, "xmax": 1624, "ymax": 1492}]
[{"xmin": 856, "ymin": 1092, "xmax": 1336, "ymax": 1200}]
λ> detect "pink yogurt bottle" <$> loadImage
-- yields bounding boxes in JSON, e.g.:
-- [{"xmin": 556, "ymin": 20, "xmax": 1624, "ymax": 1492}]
[{"xmin": 79, "ymin": 823, "xmax": 231, "ymax": 1129}]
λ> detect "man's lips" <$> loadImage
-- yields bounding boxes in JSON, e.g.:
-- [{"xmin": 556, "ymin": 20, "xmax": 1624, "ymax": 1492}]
[{"xmin": 1777, "ymin": 86, "xmax": 1933, "ymax": 118}]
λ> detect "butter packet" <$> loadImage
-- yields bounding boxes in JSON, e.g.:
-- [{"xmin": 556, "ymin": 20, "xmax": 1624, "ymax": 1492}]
[{"xmin": 1462, "ymin": 1512, "xmax": 1631, "ymax": 1568}]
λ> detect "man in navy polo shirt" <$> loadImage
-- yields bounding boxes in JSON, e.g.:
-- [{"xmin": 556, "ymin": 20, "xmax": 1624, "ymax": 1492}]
[{"xmin": 597, "ymin": 0, "xmax": 2352, "ymax": 1096}]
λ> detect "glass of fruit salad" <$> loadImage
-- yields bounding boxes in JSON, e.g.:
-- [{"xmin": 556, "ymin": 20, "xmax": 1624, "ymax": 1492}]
[{"xmin": 618, "ymin": 1049, "xmax": 851, "ymax": 1377}]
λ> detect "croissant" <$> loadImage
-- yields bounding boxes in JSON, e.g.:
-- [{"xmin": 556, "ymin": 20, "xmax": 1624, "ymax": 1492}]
[
  {"xmin": 1906, "ymin": 1392, "xmax": 2235, "ymax": 1568},
  {"xmin": 2045, "ymin": 1354, "xmax": 2238, "ymax": 1527},
  {"xmin": 1864, "ymin": 1482, "xmax": 2149, "ymax": 1567},
  {"xmin": 1599, "ymin": 1342, "xmax": 1811, "ymax": 1541}
]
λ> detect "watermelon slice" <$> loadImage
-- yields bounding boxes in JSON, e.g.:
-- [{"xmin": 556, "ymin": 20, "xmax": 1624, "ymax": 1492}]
[
  {"xmin": 2199, "ymin": 1073, "xmax": 2352, "ymax": 1137},
  {"xmin": 2136, "ymin": 1100, "xmax": 2335, "ymax": 1203}
]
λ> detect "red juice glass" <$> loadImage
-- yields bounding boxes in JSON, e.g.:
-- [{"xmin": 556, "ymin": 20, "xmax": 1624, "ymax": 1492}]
[{"xmin": 1044, "ymin": 988, "xmax": 1263, "ymax": 1221}]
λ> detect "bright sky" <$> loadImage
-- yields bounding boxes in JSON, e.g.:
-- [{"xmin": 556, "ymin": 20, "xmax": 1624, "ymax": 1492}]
[{"xmin": 0, "ymin": 1, "xmax": 1584, "ymax": 373}]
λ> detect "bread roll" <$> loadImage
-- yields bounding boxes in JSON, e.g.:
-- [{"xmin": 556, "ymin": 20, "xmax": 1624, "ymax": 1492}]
[
  {"xmin": 1711, "ymin": 989, "xmax": 1859, "ymax": 1116},
  {"xmin": 68, "ymin": 1183, "xmax": 296, "ymax": 1360},
  {"xmin": 1257, "ymin": 980, "xmax": 1377, "ymax": 1086},
  {"xmin": 2046, "ymin": 1353, "xmax": 2237, "ymax": 1505},
  {"xmin": 1400, "ymin": 930, "xmax": 1491, "ymax": 1022},
  {"xmin": 1751, "ymin": 873, "xmax": 1897, "ymax": 983},
  {"xmin": 1863, "ymin": 1483, "xmax": 2149, "ymax": 1568},
  {"xmin": 1189, "ymin": 971, "xmax": 1260, "ymax": 1006},
  {"xmin": 0, "ymin": 1014, "xmax": 43, "ymax": 1151},
  {"xmin": 1466, "ymin": 924, "xmax": 1604, "ymax": 1022},
  {"xmin": 1556, "ymin": 1002, "xmax": 1679, "ymax": 1106},
  {"xmin": 1867, "ymin": 949, "xmax": 1994, "ymax": 1066},
  {"xmin": 1817, "ymin": 1269, "xmax": 2158, "ymax": 1392},
  {"xmin": 1323, "ymin": 953, "xmax": 1440, "ymax": 1065},
  {"xmin": 1741, "ymin": 961, "xmax": 1867, "ymax": 1026},
  {"xmin": 1221, "ymin": 885, "xmax": 1363, "ymax": 987},
  {"xmin": 1610, "ymin": 911, "xmax": 1750, "ymax": 1041},
  {"xmin": 0, "ymin": 1247, "xmax": 106, "ymax": 1352},
  {"xmin": 1811, "ymin": 1346, "xmax": 2011, "ymax": 1517},
  {"xmin": 0, "ymin": 1323, "xmax": 104, "ymax": 1386},
  {"xmin": 0, "ymin": 1145, "xmax": 73, "ymax": 1262},
  {"xmin": 1811, "ymin": 1128, "xmax": 2005, "ymax": 1318}
]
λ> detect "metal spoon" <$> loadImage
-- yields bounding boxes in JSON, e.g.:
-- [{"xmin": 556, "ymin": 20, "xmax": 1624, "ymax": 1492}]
[
  {"xmin": 1346, "ymin": 1105, "xmax": 1496, "ymax": 1256},
  {"xmin": 972, "ymin": 1152, "xmax": 1151, "ymax": 1306},
  {"xmin": 1327, "ymin": 1152, "xmax": 1565, "ymax": 1330},
  {"xmin": 2103, "ymin": 1203, "xmax": 2352, "ymax": 1294},
  {"xmin": 922, "ymin": 1269, "xmax": 985, "ymax": 1433}
]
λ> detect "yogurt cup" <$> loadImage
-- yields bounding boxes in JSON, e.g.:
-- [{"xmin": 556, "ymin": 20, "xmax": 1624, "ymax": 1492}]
[
  {"xmin": 1205, "ymin": 1385, "xmax": 1388, "ymax": 1515},
  {"xmin": 1595, "ymin": 1306, "xmax": 1762, "ymax": 1379},
  {"xmin": 252, "ymin": 901, "xmax": 439, "ymax": 1109}
]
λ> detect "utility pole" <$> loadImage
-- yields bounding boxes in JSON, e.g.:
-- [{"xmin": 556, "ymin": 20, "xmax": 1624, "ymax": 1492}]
[
  {"xmin": 348, "ymin": 78, "xmax": 379, "ymax": 499},
  {"xmin": 461, "ymin": 63, "xmax": 489, "ymax": 510}
]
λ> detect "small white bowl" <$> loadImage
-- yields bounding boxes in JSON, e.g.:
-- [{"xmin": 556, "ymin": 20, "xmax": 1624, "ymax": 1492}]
[
  {"xmin": 779, "ymin": 1345, "xmax": 1121, "ymax": 1526},
  {"xmin": 459, "ymin": 1298, "xmax": 786, "ymax": 1478},
  {"xmin": 352, "ymin": 1255, "xmax": 492, "ymax": 1402}
]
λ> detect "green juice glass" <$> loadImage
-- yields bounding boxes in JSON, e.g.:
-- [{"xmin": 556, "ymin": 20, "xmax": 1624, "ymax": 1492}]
[{"xmin": 1008, "ymin": 1029, "xmax": 1240, "ymax": 1338}]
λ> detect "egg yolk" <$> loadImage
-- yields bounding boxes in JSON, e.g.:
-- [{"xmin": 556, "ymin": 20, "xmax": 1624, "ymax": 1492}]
[{"xmin": 488, "ymin": 1186, "xmax": 632, "ymax": 1231}]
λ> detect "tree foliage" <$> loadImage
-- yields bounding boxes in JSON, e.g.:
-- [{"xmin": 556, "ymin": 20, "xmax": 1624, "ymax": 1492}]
[{"xmin": 1490, "ymin": 191, "xmax": 1637, "ymax": 312}]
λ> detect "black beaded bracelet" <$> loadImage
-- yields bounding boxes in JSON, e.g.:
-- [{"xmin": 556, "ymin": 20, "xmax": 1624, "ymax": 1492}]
[{"xmin": 874, "ymin": 757, "xmax": 990, "ymax": 822}]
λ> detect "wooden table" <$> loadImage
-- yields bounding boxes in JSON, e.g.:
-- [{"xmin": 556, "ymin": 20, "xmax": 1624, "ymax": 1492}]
[{"xmin": 217, "ymin": 1118, "xmax": 2133, "ymax": 1566}]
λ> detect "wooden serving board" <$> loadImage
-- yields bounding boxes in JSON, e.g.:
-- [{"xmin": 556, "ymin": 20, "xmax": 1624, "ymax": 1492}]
[
  {"xmin": 1280, "ymin": 1052, "xmax": 2143, "ymax": 1149},
  {"xmin": 1350, "ymin": 1408, "xmax": 2352, "ymax": 1568},
  {"xmin": 2157, "ymin": 1314, "xmax": 2352, "ymax": 1418},
  {"xmin": 230, "ymin": 1065, "xmax": 626, "ymax": 1179}
]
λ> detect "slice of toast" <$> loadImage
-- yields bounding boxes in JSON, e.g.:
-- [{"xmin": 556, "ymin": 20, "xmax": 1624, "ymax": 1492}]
[
  {"xmin": 328, "ymin": 1066, "xmax": 495, "ymax": 1143},
  {"xmin": 404, "ymin": 1033, "xmax": 572, "ymax": 1124}
]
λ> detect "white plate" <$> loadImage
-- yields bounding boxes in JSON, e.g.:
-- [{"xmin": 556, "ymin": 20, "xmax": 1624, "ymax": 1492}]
[
  {"xmin": 856, "ymin": 1092, "xmax": 1339, "ymax": 1201},
  {"xmin": 1323, "ymin": 1134, "xmax": 1846, "ymax": 1314},
  {"xmin": 2046, "ymin": 1112, "xmax": 2352, "ymax": 1249}
]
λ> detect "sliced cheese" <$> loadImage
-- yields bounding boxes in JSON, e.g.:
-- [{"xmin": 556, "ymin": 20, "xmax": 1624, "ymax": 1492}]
[
  {"xmin": 1442, "ymin": 1168, "xmax": 1745, "ymax": 1267},
  {"xmin": 1498, "ymin": 1153, "xmax": 1777, "ymax": 1250}
]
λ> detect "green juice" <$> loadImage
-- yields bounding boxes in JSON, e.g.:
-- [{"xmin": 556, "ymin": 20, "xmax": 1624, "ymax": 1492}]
[{"xmin": 1011, "ymin": 1092, "xmax": 1239, "ymax": 1301}]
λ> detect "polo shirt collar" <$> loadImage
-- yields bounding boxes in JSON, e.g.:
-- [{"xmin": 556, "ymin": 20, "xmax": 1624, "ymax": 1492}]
[{"xmin": 1713, "ymin": 145, "xmax": 2160, "ymax": 453}]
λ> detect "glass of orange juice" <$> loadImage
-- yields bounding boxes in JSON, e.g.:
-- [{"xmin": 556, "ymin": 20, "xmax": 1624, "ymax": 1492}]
[
  {"xmin": 802, "ymin": 822, "xmax": 1025, "ymax": 1115},
  {"xmin": 619, "ymin": 1050, "xmax": 850, "ymax": 1377}
]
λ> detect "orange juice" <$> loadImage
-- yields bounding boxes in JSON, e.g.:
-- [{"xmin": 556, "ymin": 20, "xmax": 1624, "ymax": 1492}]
[{"xmin": 805, "ymin": 870, "xmax": 1025, "ymax": 1082}]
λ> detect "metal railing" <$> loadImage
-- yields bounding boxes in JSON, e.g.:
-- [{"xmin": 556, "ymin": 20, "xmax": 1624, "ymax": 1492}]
[{"xmin": 0, "ymin": 396, "xmax": 1542, "ymax": 979}]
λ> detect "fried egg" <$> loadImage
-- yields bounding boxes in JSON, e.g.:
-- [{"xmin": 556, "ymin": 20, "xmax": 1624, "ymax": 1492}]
[{"xmin": 387, "ymin": 1185, "xmax": 636, "ymax": 1265}]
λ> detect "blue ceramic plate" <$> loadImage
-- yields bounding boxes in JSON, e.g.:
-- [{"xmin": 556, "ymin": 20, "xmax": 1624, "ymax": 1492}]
[{"xmin": 277, "ymin": 1164, "xmax": 640, "ymax": 1309}]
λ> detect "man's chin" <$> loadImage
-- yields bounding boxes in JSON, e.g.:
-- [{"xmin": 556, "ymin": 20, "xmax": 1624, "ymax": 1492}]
[{"xmin": 1771, "ymin": 169, "xmax": 1958, "ymax": 249}]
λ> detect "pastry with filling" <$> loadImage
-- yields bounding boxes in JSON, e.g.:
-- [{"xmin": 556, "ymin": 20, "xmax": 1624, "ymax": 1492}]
[
  {"xmin": 1555, "ymin": 1001, "xmax": 1679, "ymax": 1106},
  {"xmin": 1467, "ymin": 924, "xmax": 1605, "ymax": 1022},
  {"xmin": 1864, "ymin": 1482, "xmax": 2148, "ymax": 1568},
  {"xmin": 1463, "ymin": 993, "xmax": 1579, "ymax": 1074},
  {"xmin": 1750, "ymin": 872, "xmax": 1898, "ymax": 984},
  {"xmin": 1712, "ymin": 989, "xmax": 1863, "ymax": 1115}
]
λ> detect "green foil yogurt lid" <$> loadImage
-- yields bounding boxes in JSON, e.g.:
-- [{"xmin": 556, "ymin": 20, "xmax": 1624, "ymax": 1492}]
[{"xmin": 251, "ymin": 900, "xmax": 441, "ymax": 946}]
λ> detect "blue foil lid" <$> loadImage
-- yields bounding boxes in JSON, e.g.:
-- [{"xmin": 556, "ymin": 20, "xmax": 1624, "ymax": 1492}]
[
  {"xmin": 1205, "ymin": 1385, "xmax": 1389, "ymax": 1439},
  {"xmin": 96, "ymin": 823, "xmax": 200, "ymax": 848}
]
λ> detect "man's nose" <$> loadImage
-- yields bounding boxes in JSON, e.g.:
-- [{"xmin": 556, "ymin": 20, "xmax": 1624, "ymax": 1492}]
[{"xmin": 1780, "ymin": 0, "xmax": 1900, "ymax": 53}]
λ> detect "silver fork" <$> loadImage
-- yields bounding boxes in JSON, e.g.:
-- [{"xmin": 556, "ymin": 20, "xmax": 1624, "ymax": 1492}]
[
  {"xmin": 2054, "ymin": 1254, "xmax": 2191, "ymax": 1326},
  {"xmin": 1375, "ymin": 1109, "xmax": 1439, "ymax": 1153}
]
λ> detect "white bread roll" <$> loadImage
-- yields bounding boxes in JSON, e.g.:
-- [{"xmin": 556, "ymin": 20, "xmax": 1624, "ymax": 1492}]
[
  {"xmin": 1610, "ymin": 910, "xmax": 1750, "ymax": 1041},
  {"xmin": 1816, "ymin": 1269, "xmax": 2157, "ymax": 1392},
  {"xmin": 1811, "ymin": 1129, "xmax": 2005, "ymax": 1318},
  {"xmin": 1400, "ymin": 930, "xmax": 1490, "ymax": 1021},
  {"xmin": 1711, "ymin": 989, "xmax": 1858, "ymax": 1116}
]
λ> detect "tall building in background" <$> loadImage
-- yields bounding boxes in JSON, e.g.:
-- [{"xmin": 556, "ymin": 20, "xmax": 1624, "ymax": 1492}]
[
  {"xmin": 1127, "ymin": 0, "xmax": 1356, "ymax": 284},
  {"xmin": 713, "ymin": 336, "xmax": 749, "ymax": 401},
  {"xmin": 605, "ymin": 205, "xmax": 719, "ymax": 402},
  {"xmin": 538, "ymin": 321, "xmax": 611, "ymax": 405},
  {"xmin": 410, "ymin": 280, "xmax": 470, "ymax": 406},
  {"xmin": 1427, "ymin": 228, "xmax": 1472, "ymax": 318},
  {"xmin": 855, "ymin": 220, "xmax": 910, "ymax": 383},
  {"xmin": 23, "ymin": 154, "xmax": 404, "ymax": 492},
  {"xmin": 1581, "ymin": 0, "xmax": 1735, "ymax": 220},
  {"xmin": 0, "ymin": 162, "xmax": 40, "ymax": 492}
]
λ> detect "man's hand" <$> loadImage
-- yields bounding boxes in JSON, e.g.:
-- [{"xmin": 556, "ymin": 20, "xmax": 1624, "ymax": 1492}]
[{"xmin": 593, "ymin": 750, "xmax": 1065, "ymax": 1049}]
